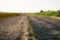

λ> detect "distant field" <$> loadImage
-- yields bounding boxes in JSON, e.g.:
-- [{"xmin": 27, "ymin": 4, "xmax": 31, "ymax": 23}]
[
  {"xmin": 0, "ymin": 10, "xmax": 60, "ymax": 18},
  {"xmin": 25, "ymin": 10, "xmax": 60, "ymax": 17},
  {"xmin": 0, "ymin": 12, "xmax": 20, "ymax": 18}
]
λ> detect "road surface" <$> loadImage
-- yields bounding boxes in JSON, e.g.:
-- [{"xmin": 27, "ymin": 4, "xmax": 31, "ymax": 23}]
[
  {"xmin": 28, "ymin": 16, "xmax": 60, "ymax": 40},
  {"xmin": 0, "ymin": 15, "xmax": 60, "ymax": 40}
]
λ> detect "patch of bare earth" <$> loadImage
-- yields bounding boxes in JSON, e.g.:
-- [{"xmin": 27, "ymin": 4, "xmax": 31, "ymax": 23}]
[{"xmin": 28, "ymin": 16, "xmax": 60, "ymax": 40}]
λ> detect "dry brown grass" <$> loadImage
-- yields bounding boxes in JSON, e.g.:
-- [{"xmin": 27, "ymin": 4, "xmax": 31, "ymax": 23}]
[{"xmin": 0, "ymin": 12, "xmax": 20, "ymax": 18}]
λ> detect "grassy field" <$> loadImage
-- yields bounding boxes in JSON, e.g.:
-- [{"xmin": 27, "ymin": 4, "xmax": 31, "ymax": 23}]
[
  {"xmin": 25, "ymin": 10, "xmax": 60, "ymax": 17},
  {"xmin": 0, "ymin": 12, "xmax": 20, "ymax": 18},
  {"xmin": 0, "ymin": 10, "xmax": 60, "ymax": 18}
]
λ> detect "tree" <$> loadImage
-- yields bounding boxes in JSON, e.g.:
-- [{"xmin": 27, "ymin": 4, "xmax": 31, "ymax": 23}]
[{"xmin": 40, "ymin": 10, "xmax": 43, "ymax": 13}]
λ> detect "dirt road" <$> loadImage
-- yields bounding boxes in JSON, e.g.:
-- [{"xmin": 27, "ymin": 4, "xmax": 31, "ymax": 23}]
[
  {"xmin": 0, "ymin": 15, "xmax": 60, "ymax": 40},
  {"xmin": 0, "ymin": 15, "xmax": 29, "ymax": 40}
]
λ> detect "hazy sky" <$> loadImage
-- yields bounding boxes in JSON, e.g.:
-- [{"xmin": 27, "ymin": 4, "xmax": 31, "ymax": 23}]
[{"xmin": 0, "ymin": 0, "xmax": 60, "ymax": 12}]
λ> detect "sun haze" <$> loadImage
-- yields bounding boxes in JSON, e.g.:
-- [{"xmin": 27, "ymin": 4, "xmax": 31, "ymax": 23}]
[{"xmin": 0, "ymin": 0, "xmax": 60, "ymax": 12}]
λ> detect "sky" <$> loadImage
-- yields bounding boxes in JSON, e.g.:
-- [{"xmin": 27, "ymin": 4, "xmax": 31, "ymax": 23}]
[{"xmin": 0, "ymin": 0, "xmax": 60, "ymax": 12}]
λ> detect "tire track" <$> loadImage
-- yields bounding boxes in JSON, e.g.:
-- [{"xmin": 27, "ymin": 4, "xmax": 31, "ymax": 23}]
[
  {"xmin": 20, "ymin": 16, "xmax": 29, "ymax": 40},
  {"xmin": 20, "ymin": 16, "xmax": 36, "ymax": 40}
]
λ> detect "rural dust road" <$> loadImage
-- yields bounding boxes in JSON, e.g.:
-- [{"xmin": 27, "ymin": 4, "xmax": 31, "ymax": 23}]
[{"xmin": 0, "ymin": 15, "xmax": 60, "ymax": 40}]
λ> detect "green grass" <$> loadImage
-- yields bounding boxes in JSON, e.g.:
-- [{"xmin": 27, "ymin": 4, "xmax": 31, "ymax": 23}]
[{"xmin": 25, "ymin": 10, "xmax": 60, "ymax": 17}]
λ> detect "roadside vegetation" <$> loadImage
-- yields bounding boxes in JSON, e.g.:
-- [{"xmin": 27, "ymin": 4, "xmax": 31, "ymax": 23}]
[
  {"xmin": 0, "ymin": 12, "xmax": 20, "ymax": 18},
  {"xmin": 25, "ymin": 10, "xmax": 60, "ymax": 17},
  {"xmin": 0, "ymin": 10, "xmax": 60, "ymax": 18}
]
